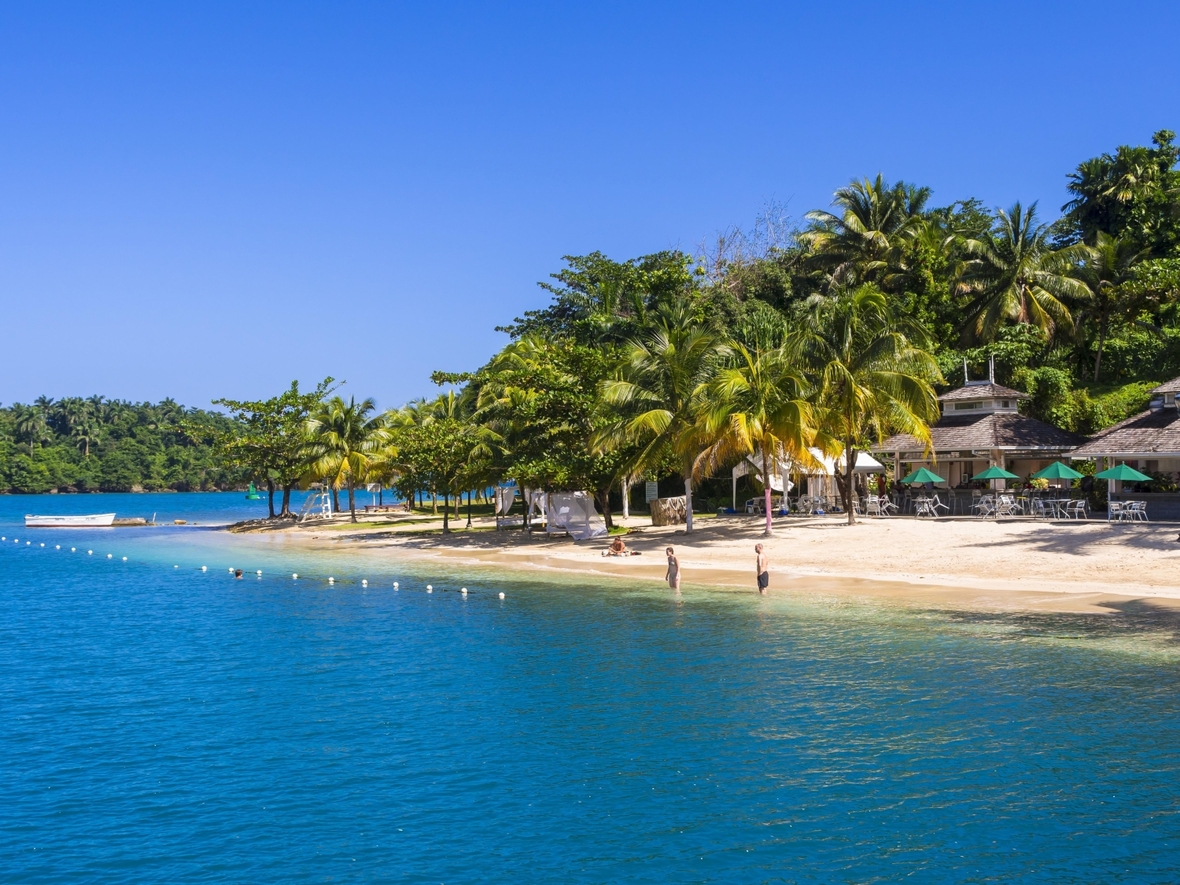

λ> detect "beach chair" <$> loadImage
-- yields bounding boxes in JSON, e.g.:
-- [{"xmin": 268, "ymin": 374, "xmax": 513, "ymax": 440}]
[
  {"xmin": 973, "ymin": 495, "xmax": 995, "ymax": 518},
  {"xmin": 1107, "ymin": 501, "xmax": 1123, "ymax": 522},
  {"xmin": 1065, "ymin": 499, "xmax": 1087, "ymax": 519},
  {"xmin": 1127, "ymin": 501, "xmax": 1148, "ymax": 522}
]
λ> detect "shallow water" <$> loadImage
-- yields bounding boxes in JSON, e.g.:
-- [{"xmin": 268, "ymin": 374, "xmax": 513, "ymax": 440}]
[{"xmin": 2, "ymin": 495, "xmax": 1179, "ymax": 882}]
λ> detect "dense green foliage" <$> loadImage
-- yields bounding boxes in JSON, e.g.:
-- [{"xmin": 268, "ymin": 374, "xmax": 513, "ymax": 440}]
[{"xmin": 0, "ymin": 397, "xmax": 239, "ymax": 493}]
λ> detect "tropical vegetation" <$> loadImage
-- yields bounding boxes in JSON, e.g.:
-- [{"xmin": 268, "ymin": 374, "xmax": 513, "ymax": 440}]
[{"xmin": 7, "ymin": 130, "xmax": 1180, "ymax": 524}]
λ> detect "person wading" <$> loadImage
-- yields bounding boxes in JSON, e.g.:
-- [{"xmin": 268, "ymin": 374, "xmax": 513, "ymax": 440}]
[
  {"xmin": 755, "ymin": 543, "xmax": 769, "ymax": 595},
  {"xmin": 665, "ymin": 547, "xmax": 681, "ymax": 592}
]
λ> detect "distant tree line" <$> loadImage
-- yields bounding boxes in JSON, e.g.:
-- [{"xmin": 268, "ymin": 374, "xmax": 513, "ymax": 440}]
[{"xmin": 0, "ymin": 396, "xmax": 240, "ymax": 493}]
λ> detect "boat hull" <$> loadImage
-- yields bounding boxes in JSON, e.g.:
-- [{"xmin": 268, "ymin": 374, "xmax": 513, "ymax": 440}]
[{"xmin": 24, "ymin": 513, "xmax": 117, "ymax": 528}]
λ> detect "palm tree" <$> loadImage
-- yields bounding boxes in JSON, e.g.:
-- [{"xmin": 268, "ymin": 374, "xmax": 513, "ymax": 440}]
[
  {"xmin": 802, "ymin": 175, "xmax": 931, "ymax": 288},
  {"xmin": 697, "ymin": 343, "xmax": 816, "ymax": 535},
  {"xmin": 13, "ymin": 404, "xmax": 51, "ymax": 448},
  {"xmin": 71, "ymin": 419, "xmax": 100, "ymax": 458},
  {"xmin": 595, "ymin": 300, "xmax": 727, "ymax": 533},
  {"xmin": 305, "ymin": 396, "xmax": 389, "ymax": 522},
  {"xmin": 1071, "ymin": 232, "xmax": 1148, "ymax": 381},
  {"xmin": 957, "ymin": 202, "xmax": 1091, "ymax": 343},
  {"xmin": 800, "ymin": 285, "xmax": 941, "ymax": 525}
]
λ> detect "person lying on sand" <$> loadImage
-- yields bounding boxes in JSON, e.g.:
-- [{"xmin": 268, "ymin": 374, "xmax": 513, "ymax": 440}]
[{"xmin": 602, "ymin": 537, "xmax": 641, "ymax": 557}]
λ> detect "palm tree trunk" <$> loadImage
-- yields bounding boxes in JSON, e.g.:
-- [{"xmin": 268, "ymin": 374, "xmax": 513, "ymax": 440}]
[
  {"xmin": 266, "ymin": 478, "xmax": 276, "ymax": 519},
  {"xmin": 761, "ymin": 445, "xmax": 773, "ymax": 536},
  {"xmin": 347, "ymin": 478, "xmax": 357, "ymax": 523},
  {"xmin": 331, "ymin": 484, "xmax": 341, "ymax": 514},
  {"xmin": 683, "ymin": 457, "xmax": 694, "ymax": 534},
  {"xmin": 845, "ymin": 441, "xmax": 857, "ymax": 526},
  {"xmin": 1093, "ymin": 319, "xmax": 1107, "ymax": 382},
  {"xmin": 466, "ymin": 491, "xmax": 473, "ymax": 529}
]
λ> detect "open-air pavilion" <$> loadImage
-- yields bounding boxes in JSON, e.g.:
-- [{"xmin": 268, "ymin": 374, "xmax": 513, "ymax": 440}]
[{"xmin": 871, "ymin": 369, "xmax": 1086, "ymax": 505}]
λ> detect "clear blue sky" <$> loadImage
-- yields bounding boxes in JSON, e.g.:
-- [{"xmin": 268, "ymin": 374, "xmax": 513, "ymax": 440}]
[{"xmin": 2, "ymin": 1, "xmax": 1178, "ymax": 410}]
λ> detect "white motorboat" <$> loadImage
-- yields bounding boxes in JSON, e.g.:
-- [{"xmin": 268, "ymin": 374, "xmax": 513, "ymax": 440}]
[{"xmin": 24, "ymin": 513, "xmax": 117, "ymax": 528}]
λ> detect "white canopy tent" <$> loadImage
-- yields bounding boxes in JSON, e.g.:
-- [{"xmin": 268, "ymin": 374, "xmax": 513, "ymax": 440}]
[
  {"xmin": 546, "ymin": 492, "xmax": 608, "ymax": 540},
  {"xmin": 731, "ymin": 448, "xmax": 885, "ymax": 508}
]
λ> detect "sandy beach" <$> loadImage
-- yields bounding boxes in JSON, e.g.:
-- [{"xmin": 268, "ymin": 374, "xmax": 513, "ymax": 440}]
[{"xmin": 248, "ymin": 512, "xmax": 1180, "ymax": 614}]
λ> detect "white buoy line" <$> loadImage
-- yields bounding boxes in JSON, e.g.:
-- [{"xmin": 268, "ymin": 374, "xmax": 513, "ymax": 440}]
[{"xmin": 2, "ymin": 535, "xmax": 506, "ymax": 600}]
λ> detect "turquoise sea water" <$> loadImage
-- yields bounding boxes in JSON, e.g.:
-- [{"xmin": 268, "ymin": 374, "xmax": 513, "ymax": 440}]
[{"xmin": 2, "ymin": 494, "xmax": 1178, "ymax": 882}]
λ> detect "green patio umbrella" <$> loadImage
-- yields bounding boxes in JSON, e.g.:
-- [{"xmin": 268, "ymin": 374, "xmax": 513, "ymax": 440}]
[
  {"xmin": 972, "ymin": 465, "xmax": 1020, "ymax": 481},
  {"xmin": 1031, "ymin": 461, "xmax": 1084, "ymax": 481},
  {"xmin": 1094, "ymin": 463, "xmax": 1151, "ymax": 482},
  {"xmin": 900, "ymin": 467, "xmax": 946, "ymax": 485}
]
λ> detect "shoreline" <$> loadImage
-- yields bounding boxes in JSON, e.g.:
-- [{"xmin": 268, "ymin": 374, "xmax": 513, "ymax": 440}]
[{"xmin": 235, "ymin": 513, "xmax": 1180, "ymax": 616}]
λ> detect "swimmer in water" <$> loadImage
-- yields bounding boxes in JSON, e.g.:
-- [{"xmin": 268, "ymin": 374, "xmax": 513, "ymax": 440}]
[
  {"xmin": 664, "ymin": 547, "xmax": 680, "ymax": 592},
  {"xmin": 234, "ymin": 569, "xmax": 243, "ymax": 579}
]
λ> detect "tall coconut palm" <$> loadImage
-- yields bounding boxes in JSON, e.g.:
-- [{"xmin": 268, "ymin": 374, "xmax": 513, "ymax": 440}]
[
  {"xmin": 802, "ymin": 175, "xmax": 931, "ymax": 288},
  {"xmin": 800, "ymin": 284, "xmax": 941, "ymax": 525},
  {"xmin": 957, "ymin": 202, "xmax": 1092, "ymax": 343},
  {"xmin": 1070, "ymin": 232, "xmax": 1147, "ymax": 381},
  {"xmin": 595, "ymin": 300, "xmax": 727, "ymax": 533},
  {"xmin": 697, "ymin": 343, "xmax": 816, "ymax": 535},
  {"xmin": 305, "ymin": 396, "xmax": 389, "ymax": 523}
]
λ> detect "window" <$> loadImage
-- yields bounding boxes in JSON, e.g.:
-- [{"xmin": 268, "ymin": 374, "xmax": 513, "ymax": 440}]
[
  {"xmin": 1000, "ymin": 400, "xmax": 1010, "ymax": 408},
  {"xmin": 953, "ymin": 401, "xmax": 983, "ymax": 411}
]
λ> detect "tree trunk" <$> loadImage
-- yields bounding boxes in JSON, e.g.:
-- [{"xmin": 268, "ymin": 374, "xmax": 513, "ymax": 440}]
[
  {"xmin": 596, "ymin": 486, "xmax": 614, "ymax": 530},
  {"xmin": 266, "ymin": 478, "xmax": 276, "ymax": 519},
  {"xmin": 1093, "ymin": 319, "xmax": 1107, "ymax": 382},
  {"xmin": 347, "ymin": 477, "xmax": 357, "ymax": 523},
  {"xmin": 761, "ymin": 444, "xmax": 773, "ymax": 535},
  {"xmin": 431, "ymin": 490, "xmax": 437, "ymax": 515},
  {"xmin": 683, "ymin": 458, "xmax": 695, "ymax": 534},
  {"xmin": 379, "ymin": 487, "xmax": 384, "ymax": 506},
  {"xmin": 622, "ymin": 478, "xmax": 630, "ymax": 520},
  {"xmin": 280, "ymin": 482, "xmax": 293, "ymax": 517},
  {"xmin": 845, "ymin": 441, "xmax": 857, "ymax": 526},
  {"xmin": 466, "ymin": 490, "xmax": 473, "ymax": 529},
  {"xmin": 442, "ymin": 493, "xmax": 450, "ymax": 533},
  {"xmin": 331, "ymin": 484, "xmax": 341, "ymax": 515}
]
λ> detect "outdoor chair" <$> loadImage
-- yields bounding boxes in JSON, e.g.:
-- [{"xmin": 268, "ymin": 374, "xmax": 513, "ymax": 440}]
[
  {"xmin": 973, "ymin": 495, "xmax": 995, "ymax": 518},
  {"xmin": 915, "ymin": 495, "xmax": 949, "ymax": 518},
  {"xmin": 1126, "ymin": 501, "xmax": 1149, "ymax": 522},
  {"xmin": 1065, "ymin": 499, "xmax": 1087, "ymax": 519},
  {"xmin": 1107, "ymin": 501, "xmax": 1124, "ymax": 522}
]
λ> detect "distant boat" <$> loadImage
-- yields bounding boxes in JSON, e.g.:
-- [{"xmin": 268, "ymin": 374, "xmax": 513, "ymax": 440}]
[
  {"xmin": 25, "ymin": 513, "xmax": 117, "ymax": 528},
  {"xmin": 245, "ymin": 482, "xmax": 263, "ymax": 500}
]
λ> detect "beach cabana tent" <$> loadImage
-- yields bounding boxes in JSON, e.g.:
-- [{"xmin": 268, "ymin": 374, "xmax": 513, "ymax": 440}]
[
  {"xmin": 731, "ymin": 452, "xmax": 793, "ymax": 510},
  {"xmin": 546, "ymin": 492, "xmax": 608, "ymax": 540}
]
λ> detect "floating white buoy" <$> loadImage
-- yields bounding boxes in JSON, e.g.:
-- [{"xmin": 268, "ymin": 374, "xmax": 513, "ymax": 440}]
[
  {"xmin": 461, "ymin": 587, "xmax": 467, "ymax": 595},
  {"xmin": 27, "ymin": 541, "xmax": 31, "ymax": 545},
  {"xmin": 361, "ymin": 579, "xmax": 368, "ymax": 587},
  {"xmin": 393, "ymin": 582, "xmax": 399, "ymax": 589},
  {"xmin": 228, "ymin": 568, "xmax": 235, "ymax": 573},
  {"xmin": 88, "ymin": 550, "xmax": 93, "ymax": 555},
  {"xmin": 106, "ymin": 553, "xmax": 112, "ymax": 558},
  {"xmin": 122, "ymin": 556, "xmax": 127, "ymax": 561},
  {"xmin": 426, "ymin": 584, "xmax": 433, "ymax": 591},
  {"xmin": 1, "ymin": 536, "xmax": 5, "ymax": 540},
  {"xmin": 55, "ymin": 545, "xmax": 60, "ymax": 550},
  {"xmin": 292, "ymin": 573, "xmax": 298, "ymax": 579},
  {"xmin": 40, "ymin": 543, "xmax": 45, "ymax": 547},
  {"xmin": 174, "ymin": 565, "xmax": 178, "ymax": 568},
  {"xmin": 328, "ymin": 576, "xmax": 334, "ymax": 584},
  {"xmin": 499, "ymin": 592, "xmax": 505, "ymax": 599},
  {"xmin": 256, "ymin": 570, "xmax": 262, "ymax": 576},
  {"xmin": 427, "ymin": 587, "xmax": 433, "ymax": 594},
  {"xmin": 200, "ymin": 565, "xmax": 207, "ymax": 571},
  {"xmin": 71, "ymin": 547, "xmax": 76, "ymax": 552}
]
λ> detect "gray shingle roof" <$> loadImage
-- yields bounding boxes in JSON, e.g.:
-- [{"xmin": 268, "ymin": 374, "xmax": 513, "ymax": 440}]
[
  {"xmin": 1151, "ymin": 377, "xmax": 1180, "ymax": 394},
  {"xmin": 873, "ymin": 412, "xmax": 1086, "ymax": 454},
  {"xmin": 1069, "ymin": 407, "xmax": 1180, "ymax": 458},
  {"xmin": 938, "ymin": 383, "xmax": 1029, "ymax": 402}
]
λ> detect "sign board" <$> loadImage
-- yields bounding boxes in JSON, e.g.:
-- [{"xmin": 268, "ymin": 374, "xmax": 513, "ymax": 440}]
[{"xmin": 644, "ymin": 481, "xmax": 659, "ymax": 503}]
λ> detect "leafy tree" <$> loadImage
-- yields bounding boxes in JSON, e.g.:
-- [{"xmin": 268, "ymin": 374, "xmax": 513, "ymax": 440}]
[
  {"xmin": 1070, "ymin": 233, "xmax": 1149, "ymax": 381},
  {"xmin": 1059, "ymin": 130, "xmax": 1180, "ymax": 255},
  {"xmin": 211, "ymin": 379, "xmax": 335, "ymax": 517}
]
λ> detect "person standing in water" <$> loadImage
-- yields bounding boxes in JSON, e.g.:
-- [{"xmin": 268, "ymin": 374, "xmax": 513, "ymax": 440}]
[
  {"xmin": 755, "ymin": 543, "xmax": 769, "ymax": 595},
  {"xmin": 665, "ymin": 547, "xmax": 681, "ymax": 592}
]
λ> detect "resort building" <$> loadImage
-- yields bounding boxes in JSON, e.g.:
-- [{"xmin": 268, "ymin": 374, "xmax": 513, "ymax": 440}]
[
  {"xmin": 871, "ymin": 367, "xmax": 1086, "ymax": 488},
  {"xmin": 1069, "ymin": 376, "xmax": 1180, "ymax": 518}
]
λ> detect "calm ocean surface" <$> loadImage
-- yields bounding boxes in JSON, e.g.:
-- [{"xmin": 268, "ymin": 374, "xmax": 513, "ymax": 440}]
[{"xmin": 1, "ymin": 493, "xmax": 1178, "ymax": 883}]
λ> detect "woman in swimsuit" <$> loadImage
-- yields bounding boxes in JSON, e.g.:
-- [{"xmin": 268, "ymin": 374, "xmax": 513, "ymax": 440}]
[{"xmin": 665, "ymin": 547, "xmax": 681, "ymax": 592}]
